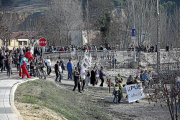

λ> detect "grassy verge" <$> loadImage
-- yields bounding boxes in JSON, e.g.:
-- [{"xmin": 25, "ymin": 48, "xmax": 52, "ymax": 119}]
[{"xmin": 15, "ymin": 79, "xmax": 113, "ymax": 120}]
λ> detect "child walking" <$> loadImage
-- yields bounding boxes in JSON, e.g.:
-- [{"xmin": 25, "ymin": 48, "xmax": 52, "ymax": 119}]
[{"xmin": 113, "ymin": 84, "xmax": 119, "ymax": 104}]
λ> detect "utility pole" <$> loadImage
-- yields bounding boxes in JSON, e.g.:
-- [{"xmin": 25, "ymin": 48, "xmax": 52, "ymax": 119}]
[
  {"xmin": 132, "ymin": 0, "xmax": 135, "ymax": 30},
  {"xmin": 132, "ymin": 0, "xmax": 136, "ymax": 62},
  {"xmin": 157, "ymin": 0, "xmax": 160, "ymax": 73},
  {"xmin": 86, "ymin": 0, "xmax": 89, "ymax": 45},
  {"xmin": 81, "ymin": 0, "xmax": 83, "ymax": 46}
]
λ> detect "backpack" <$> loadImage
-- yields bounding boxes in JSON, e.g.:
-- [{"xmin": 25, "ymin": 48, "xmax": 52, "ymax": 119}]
[
  {"xmin": 6, "ymin": 59, "xmax": 10, "ymax": 65},
  {"xmin": 7, "ymin": 59, "xmax": 10, "ymax": 65},
  {"xmin": 113, "ymin": 89, "xmax": 118, "ymax": 95}
]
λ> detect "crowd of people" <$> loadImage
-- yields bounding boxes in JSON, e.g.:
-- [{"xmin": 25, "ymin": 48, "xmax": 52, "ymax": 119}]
[
  {"xmin": 45, "ymin": 44, "xmax": 117, "ymax": 53},
  {"xmin": 131, "ymin": 44, "xmax": 172, "ymax": 52},
  {"xmin": 0, "ymin": 44, "xmax": 175, "ymax": 104}
]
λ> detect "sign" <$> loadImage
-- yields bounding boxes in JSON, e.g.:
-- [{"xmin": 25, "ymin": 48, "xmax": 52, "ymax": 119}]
[
  {"xmin": 39, "ymin": 38, "xmax": 47, "ymax": 47},
  {"xmin": 132, "ymin": 29, "xmax": 136, "ymax": 36},
  {"xmin": 126, "ymin": 83, "xmax": 145, "ymax": 103},
  {"xmin": 81, "ymin": 50, "xmax": 92, "ymax": 70}
]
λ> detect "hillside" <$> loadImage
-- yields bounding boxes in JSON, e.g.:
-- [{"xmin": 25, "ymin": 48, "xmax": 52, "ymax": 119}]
[
  {"xmin": 0, "ymin": 0, "xmax": 49, "ymax": 14},
  {"xmin": 1, "ymin": 0, "xmax": 179, "ymax": 14}
]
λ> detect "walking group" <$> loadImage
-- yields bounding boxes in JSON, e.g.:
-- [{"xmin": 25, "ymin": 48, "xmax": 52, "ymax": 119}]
[{"xmin": 72, "ymin": 60, "xmax": 106, "ymax": 93}]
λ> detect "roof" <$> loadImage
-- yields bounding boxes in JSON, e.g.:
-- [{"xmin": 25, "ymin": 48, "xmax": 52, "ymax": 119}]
[{"xmin": 10, "ymin": 31, "xmax": 39, "ymax": 39}]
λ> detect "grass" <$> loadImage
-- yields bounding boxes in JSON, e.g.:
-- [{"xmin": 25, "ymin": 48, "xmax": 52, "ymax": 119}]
[{"xmin": 15, "ymin": 79, "xmax": 113, "ymax": 120}]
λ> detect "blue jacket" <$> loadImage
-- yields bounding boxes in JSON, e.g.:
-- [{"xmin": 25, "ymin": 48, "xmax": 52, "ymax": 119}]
[
  {"xmin": 20, "ymin": 57, "xmax": 28, "ymax": 66},
  {"xmin": 67, "ymin": 62, "xmax": 72, "ymax": 70},
  {"xmin": 99, "ymin": 70, "xmax": 105, "ymax": 78},
  {"xmin": 142, "ymin": 73, "xmax": 148, "ymax": 81}
]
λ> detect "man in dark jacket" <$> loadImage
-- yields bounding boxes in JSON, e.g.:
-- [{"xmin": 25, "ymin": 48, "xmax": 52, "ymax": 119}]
[
  {"xmin": 0, "ymin": 52, "xmax": 4, "ymax": 72},
  {"xmin": 55, "ymin": 61, "xmax": 59, "ymax": 81},
  {"xmin": 19, "ymin": 53, "xmax": 23, "ymax": 64},
  {"xmin": 5, "ymin": 56, "xmax": 11, "ymax": 76},
  {"xmin": 73, "ymin": 67, "xmax": 81, "ymax": 93},
  {"xmin": 30, "ymin": 59, "xmax": 36, "ymax": 76},
  {"xmin": 77, "ymin": 60, "xmax": 81, "ymax": 73},
  {"xmin": 16, "ymin": 53, "xmax": 20, "ymax": 71},
  {"xmin": 99, "ymin": 67, "xmax": 105, "ymax": 87},
  {"xmin": 60, "ymin": 59, "xmax": 65, "ymax": 73},
  {"xmin": 166, "ymin": 44, "xmax": 169, "ymax": 52}
]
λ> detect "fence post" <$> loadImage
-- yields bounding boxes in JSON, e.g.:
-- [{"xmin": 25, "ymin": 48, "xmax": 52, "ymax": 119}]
[{"xmin": 109, "ymin": 79, "xmax": 111, "ymax": 93}]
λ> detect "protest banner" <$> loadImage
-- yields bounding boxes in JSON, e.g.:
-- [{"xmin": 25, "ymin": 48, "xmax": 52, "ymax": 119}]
[
  {"xmin": 81, "ymin": 50, "xmax": 92, "ymax": 70},
  {"xmin": 81, "ymin": 61, "xmax": 89, "ymax": 70},
  {"xmin": 126, "ymin": 83, "xmax": 145, "ymax": 103}
]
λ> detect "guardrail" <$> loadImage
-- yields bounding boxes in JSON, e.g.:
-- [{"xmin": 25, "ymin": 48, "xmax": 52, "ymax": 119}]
[{"xmin": 44, "ymin": 50, "xmax": 121, "ymax": 60}]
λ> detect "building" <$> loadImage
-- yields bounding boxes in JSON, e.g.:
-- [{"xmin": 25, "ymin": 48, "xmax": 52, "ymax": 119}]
[{"xmin": 0, "ymin": 31, "xmax": 39, "ymax": 50}]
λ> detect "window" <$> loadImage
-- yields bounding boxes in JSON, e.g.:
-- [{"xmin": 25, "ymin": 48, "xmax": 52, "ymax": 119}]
[
  {"xmin": 24, "ymin": 41, "xmax": 27, "ymax": 45},
  {"xmin": 19, "ymin": 41, "xmax": 22, "ymax": 45}
]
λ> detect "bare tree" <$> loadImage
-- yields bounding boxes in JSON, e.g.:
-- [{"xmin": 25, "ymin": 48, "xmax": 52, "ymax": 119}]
[
  {"xmin": 39, "ymin": 0, "xmax": 83, "ymax": 46},
  {"xmin": 0, "ymin": 12, "xmax": 22, "ymax": 48}
]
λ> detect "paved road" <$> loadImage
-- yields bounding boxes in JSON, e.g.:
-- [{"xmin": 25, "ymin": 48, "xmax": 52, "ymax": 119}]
[{"xmin": 0, "ymin": 68, "xmax": 38, "ymax": 120}]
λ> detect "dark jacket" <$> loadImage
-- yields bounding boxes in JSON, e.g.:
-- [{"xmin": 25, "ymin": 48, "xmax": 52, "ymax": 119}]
[
  {"xmin": 19, "ymin": 55, "xmax": 23, "ymax": 64},
  {"xmin": 30, "ymin": 61, "xmax": 35, "ymax": 69},
  {"xmin": 99, "ymin": 69, "xmax": 105, "ymax": 78},
  {"xmin": 55, "ymin": 64, "xmax": 59, "ymax": 72},
  {"xmin": 60, "ymin": 61, "xmax": 65, "ymax": 70},
  {"xmin": 74, "ymin": 70, "xmax": 80, "ymax": 81},
  {"xmin": 5, "ymin": 58, "xmax": 10, "ymax": 69},
  {"xmin": 90, "ymin": 70, "xmax": 96, "ymax": 85},
  {"xmin": 16, "ymin": 55, "xmax": 20, "ymax": 64},
  {"xmin": 87, "ymin": 71, "xmax": 90, "ymax": 77},
  {"xmin": 77, "ymin": 62, "xmax": 81, "ymax": 72},
  {"xmin": 0, "ymin": 54, "xmax": 4, "ymax": 64}
]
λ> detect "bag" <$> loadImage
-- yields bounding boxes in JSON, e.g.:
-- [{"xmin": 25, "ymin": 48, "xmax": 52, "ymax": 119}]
[
  {"xmin": 96, "ymin": 74, "xmax": 99, "ymax": 78},
  {"xmin": 113, "ymin": 89, "xmax": 117, "ymax": 95},
  {"xmin": 7, "ymin": 59, "xmax": 10, "ymax": 65}
]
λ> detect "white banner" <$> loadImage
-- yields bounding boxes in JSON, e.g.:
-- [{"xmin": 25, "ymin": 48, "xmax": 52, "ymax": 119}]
[
  {"xmin": 81, "ymin": 50, "xmax": 92, "ymax": 70},
  {"xmin": 81, "ymin": 61, "xmax": 89, "ymax": 70},
  {"xmin": 126, "ymin": 83, "xmax": 145, "ymax": 103}
]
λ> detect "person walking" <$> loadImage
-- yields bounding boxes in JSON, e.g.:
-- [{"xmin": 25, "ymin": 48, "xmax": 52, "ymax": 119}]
[
  {"xmin": 90, "ymin": 67, "xmax": 96, "ymax": 86},
  {"xmin": 99, "ymin": 67, "xmax": 105, "ymax": 87},
  {"xmin": 77, "ymin": 60, "xmax": 81, "ymax": 73},
  {"xmin": 86, "ymin": 70, "xmax": 90, "ymax": 86},
  {"xmin": 118, "ymin": 80, "xmax": 124, "ymax": 103},
  {"xmin": 60, "ymin": 59, "xmax": 65, "ymax": 73},
  {"xmin": 136, "ymin": 67, "xmax": 140, "ymax": 78},
  {"xmin": 55, "ymin": 61, "xmax": 59, "ymax": 81},
  {"xmin": 142, "ymin": 70, "xmax": 149, "ymax": 86},
  {"xmin": 6, "ymin": 56, "xmax": 11, "ymax": 77},
  {"xmin": 67, "ymin": 59, "xmax": 73, "ymax": 79},
  {"xmin": 16, "ymin": 53, "xmax": 20, "ymax": 71},
  {"xmin": 166, "ymin": 44, "xmax": 169, "ymax": 52},
  {"xmin": 81, "ymin": 68, "xmax": 86, "ymax": 91},
  {"xmin": 113, "ymin": 84, "xmax": 119, "ymax": 104},
  {"xmin": 94, "ymin": 63, "xmax": 99, "ymax": 84},
  {"xmin": 73, "ymin": 67, "xmax": 81, "ymax": 93},
  {"xmin": 30, "ymin": 59, "xmax": 35, "ymax": 76},
  {"xmin": 45, "ymin": 56, "xmax": 51, "ymax": 75},
  {"xmin": 0, "ymin": 52, "xmax": 4, "ymax": 72},
  {"xmin": 59, "ymin": 62, "xmax": 62, "ymax": 82}
]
